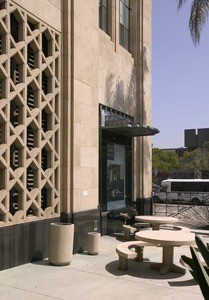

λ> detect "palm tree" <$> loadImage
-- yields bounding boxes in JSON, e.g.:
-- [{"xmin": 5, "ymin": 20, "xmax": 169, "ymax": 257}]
[{"xmin": 177, "ymin": 0, "xmax": 209, "ymax": 45}]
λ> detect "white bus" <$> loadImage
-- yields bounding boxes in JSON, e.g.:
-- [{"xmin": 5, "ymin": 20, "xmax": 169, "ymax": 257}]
[{"xmin": 153, "ymin": 179, "xmax": 209, "ymax": 205}]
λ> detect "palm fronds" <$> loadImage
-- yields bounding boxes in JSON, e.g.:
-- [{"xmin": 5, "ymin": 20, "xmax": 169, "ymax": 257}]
[
  {"xmin": 177, "ymin": 0, "xmax": 187, "ymax": 10},
  {"xmin": 177, "ymin": 0, "xmax": 209, "ymax": 45}
]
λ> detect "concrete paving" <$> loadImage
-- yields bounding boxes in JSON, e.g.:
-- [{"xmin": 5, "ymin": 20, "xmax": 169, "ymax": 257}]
[{"xmin": 0, "ymin": 234, "xmax": 204, "ymax": 300}]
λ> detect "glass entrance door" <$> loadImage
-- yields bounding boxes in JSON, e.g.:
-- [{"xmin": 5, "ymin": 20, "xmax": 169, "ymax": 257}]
[
  {"xmin": 100, "ymin": 131, "xmax": 132, "ymax": 212},
  {"xmin": 107, "ymin": 143, "xmax": 126, "ymax": 210}
]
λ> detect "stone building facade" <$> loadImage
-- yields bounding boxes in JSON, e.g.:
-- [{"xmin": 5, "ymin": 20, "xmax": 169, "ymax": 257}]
[{"xmin": 0, "ymin": 0, "xmax": 158, "ymax": 269}]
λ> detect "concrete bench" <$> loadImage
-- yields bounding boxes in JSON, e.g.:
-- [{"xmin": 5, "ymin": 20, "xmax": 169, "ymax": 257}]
[
  {"xmin": 116, "ymin": 240, "xmax": 154, "ymax": 270},
  {"xmin": 123, "ymin": 223, "xmax": 150, "ymax": 240}
]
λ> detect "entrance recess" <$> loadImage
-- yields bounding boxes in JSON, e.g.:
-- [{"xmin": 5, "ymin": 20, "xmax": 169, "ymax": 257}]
[
  {"xmin": 107, "ymin": 143, "xmax": 126, "ymax": 210},
  {"xmin": 100, "ymin": 131, "xmax": 132, "ymax": 212},
  {"xmin": 99, "ymin": 104, "xmax": 159, "ymax": 212}
]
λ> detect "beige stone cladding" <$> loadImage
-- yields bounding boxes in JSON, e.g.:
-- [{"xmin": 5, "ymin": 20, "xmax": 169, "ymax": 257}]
[
  {"xmin": 0, "ymin": 0, "xmax": 61, "ymax": 225},
  {"xmin": 72, "ymin": 0, "xmax": 98, "ymax": 212},
  {"xmin": 132, "ymin": 0, "xmax": 152, "ymax": 201},
  {"xmin": 70, "ymin": 0, "xmax": 153, "ymax": 212},
  {"xmin": 0, "ymin": 0, "xmax": 153, "ymax": 223},
  {"xmin": 99, "ymin": 0, "xmax": 152, "ymax": 202}
]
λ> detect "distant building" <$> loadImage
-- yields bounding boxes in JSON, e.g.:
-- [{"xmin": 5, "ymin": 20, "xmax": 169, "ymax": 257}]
[
  {"xmin": 153, "ymin": 128, "xmax": 209, "ymax": 184},
  {"xmin": 185, "ymin": 128, "xmax": 209, "ymax": 149},
  {"xmin": 161, "ymin": 147, "xmax": 185, "ymax": 158}
]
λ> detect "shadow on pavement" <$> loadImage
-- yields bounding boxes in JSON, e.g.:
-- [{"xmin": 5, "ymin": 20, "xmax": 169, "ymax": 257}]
[
  {"xmin": 105, "ymin": 259, "xmax": 187, "ymax": 280},
  {"xmin": 168, "ymin": 278, "xmax": 198, "ymax": 287}
]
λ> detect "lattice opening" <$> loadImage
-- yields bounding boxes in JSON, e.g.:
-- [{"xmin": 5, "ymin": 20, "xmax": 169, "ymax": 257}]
[
  {"xmin": 28, "ymin": 21, "xmax": 35, "ymax": 31},
  {"xmin": 55, "ymin": 131, "xmax": 59, "ymax": 153},
  {"xmin": 0, "ymin": 24, "xmax": 6, "ymax": 54},
  {"xmin": 55, "ymin": 57, "xmax": 59, "ymax": 80},
  {"xmin": 27, "ymin": 16, "xmax": 38, "ymax": 32},
  {"xmin": 27, "ymin": 44, "xmax": 35, "ymax": 69},
  {"xmin": 55, "ymin": 94, "xmax": 59, "ymax": 117},
  {"xmin": 27, "ymin": 41, "xmax": 39, "ymax": 69},
  {"xmin": 42, "ymin": 33, "xmax": 48, "ymax": 57},
  {"xmin": 10, "ymin": 56, "xmax": 19, "ymax": 84},
  {"xmin": 42, "ymin": 30, "xmax": 52, "ymax": 57},
  {"xmin": 0, "ymin": 211, "xmax": 5, "ymax": 221},
  {"xmin": 41, "ymin": 147, "xmax": 48, "ymax": 171},
  {"xmin": 0, "ymin": 79, "xmax": 5, "ymax": 99},
  {"xmin": 0, "ymin": 123, "xmax": 6, "ymax": 144},
  {"xmin": 27, "ymin": 126, "xmax": 35, "ymax": 150},
  {"xmin": 10, "ymin": 55, "xmax": 23, "ymax": 85},
  {"xmin": 27, "ymin": 167, "xmax": 34, "ymax": 191},
  {"xmin": 10, "ymin": 100, "xmax": 19, "ymax": 127},
  {"xmin": 10, "ymin": 11, "xmax": 23, "ymax": 43},
  {"xmin": 42, "ymin": 71, "xmax": 48, "ymax": 94},
  {"xmin": 10, "ymin": 144, "xmax": 20, "ymax": 170},
  {"xmin": 11, "ymin": 97, "xmax": 24, "ymax": 125},
  {"xmin": 0, "ymin": 2, "xmax": 6, "ymax": 10},
  {"xmin": 9, "ymin": 188, "xmax": 19, "ymax": 215},
  {"xmin": 41, "ymin": 186, "xmax": 48, "ymax": 210},
  {"xmin": 42, "ymin": 110, "xmax": 48, "ymax": 132},
  {"xmin": 27, "ymin": 83, "xmax": 39, "ymax": 109},
  {"xmin": 0, "ymin": 169, "xmax": 6, "ymax": 189},
  {"xmin": 0, "ymin": 35, "xmax": 2, "ymax": 55},
  {"xmin": 55, "ymin": 167, "xmax": 59, "ymax": 190},
  {"xmin": 26, "ymin": 202, "xmax": 38, "ymax": 216},
  {"xmin": 55, "ymin": 32, "xmax": 59, "ymax": 44},
  {"xmin": 27, "ymin": 85, "xmax": 35, "ymax": 109}
]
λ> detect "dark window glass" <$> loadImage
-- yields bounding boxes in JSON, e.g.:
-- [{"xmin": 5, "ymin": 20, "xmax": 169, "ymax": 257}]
[
  {"xmin": 171, "ymin": 181, "xmax": 209, "ymax": 192},
  {"xmin": 202, "ymin": 183, "xmax": 209, "ymax": 192},
  {"xmin": 99, "ymin": 0, "xmax": 108, "ymax": 34},
  {"xmin": 119, "ymin": 0, "xmax": 130, "ymax": 51}
]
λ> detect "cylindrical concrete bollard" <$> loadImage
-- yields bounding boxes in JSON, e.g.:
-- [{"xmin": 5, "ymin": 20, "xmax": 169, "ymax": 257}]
[
  {"xmin": 87, "ymin": 232, "xmax": 101, "ymax": 255},
  {"xmin": 49, "ymin": 222, "xmax": 74, "ymax": 266}
]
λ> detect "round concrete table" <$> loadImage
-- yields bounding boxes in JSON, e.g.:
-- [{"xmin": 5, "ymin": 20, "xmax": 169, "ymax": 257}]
[
  {"xmin": 135, "ymin": 230, "xmax": 195, "ymax": 275},
  {"xmin": 135, "ymin": 215, "xmax": 179, "ymax": 230}
]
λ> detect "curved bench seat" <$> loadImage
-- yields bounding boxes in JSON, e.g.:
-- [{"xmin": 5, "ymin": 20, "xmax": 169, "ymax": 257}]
[
  {"xmin": 123, "ymin": 223, "xmax": 150, "ymax": 240},
  {"xmin": 116, "ymin": 241, "xmax": 154, "ymax": 270}
]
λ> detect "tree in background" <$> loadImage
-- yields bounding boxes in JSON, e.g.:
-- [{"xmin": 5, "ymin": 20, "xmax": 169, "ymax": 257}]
[
  {"xmin": 152, "ymin": 148, "xmax": 180, "ymax": 181},
  {"xmin": 178, "ymin": 0, "xmax": 209, "ymax": 45},
  {"xmin": 153, "ymin": 143, "xmax": 209, "ymax": 182},
  {"xmin": 180, "ymin": 142, "xmax": 209, "ymax": 178},
  {"xmin": 180, "ymin": 148, "xmax": 203, "ymax": 178}
]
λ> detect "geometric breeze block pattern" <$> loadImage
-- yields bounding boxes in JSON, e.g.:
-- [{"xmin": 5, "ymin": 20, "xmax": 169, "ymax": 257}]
[{"xmin": 0, "ymin": 0, "xmax": 60, "ymax": 225}]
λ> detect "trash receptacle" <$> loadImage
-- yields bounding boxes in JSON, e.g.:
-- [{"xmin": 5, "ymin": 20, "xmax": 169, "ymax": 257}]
[
  {"xmin": 49, "ymin": 222, "xmax": 74, "ymax": 266},
  {"xmin": 87, "ymin": 232, "xmax": 101, "ymax": 255}
]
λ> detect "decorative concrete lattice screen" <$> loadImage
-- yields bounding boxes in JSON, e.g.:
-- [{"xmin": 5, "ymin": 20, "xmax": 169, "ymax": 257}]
[{"xmin": 0, "ymin": 1, "xmax": 60, "ymax": 225}]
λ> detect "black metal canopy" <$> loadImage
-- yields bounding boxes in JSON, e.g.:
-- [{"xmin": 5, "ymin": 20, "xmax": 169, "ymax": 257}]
[{"xmin": 101, "ymin": 123, "xmax": 159, "ymax": 137}]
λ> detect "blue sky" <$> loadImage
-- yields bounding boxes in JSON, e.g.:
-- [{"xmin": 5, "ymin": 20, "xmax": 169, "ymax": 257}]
[{"xmin": 152, "ymin": 0, "xmax": 209, "ymax": 149}]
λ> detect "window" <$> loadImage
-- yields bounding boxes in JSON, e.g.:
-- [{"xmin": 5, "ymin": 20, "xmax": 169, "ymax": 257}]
[
  {"xmin": 119, "ymin": 0, "xmax": 130, "ymax": 51},
  {"xmin": 99, "ymin": 0, "xmax": 108, "ymax": 33}
]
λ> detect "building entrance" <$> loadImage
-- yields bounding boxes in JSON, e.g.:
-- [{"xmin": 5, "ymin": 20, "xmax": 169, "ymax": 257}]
[
  {"xmin": 99, "ymin": 105, "xmax": 133, "ymax": 212},
  {"xmin": 106, "ymin": 142, "xmax": 126, "ymax": 210},
  {"xmin": 100, "ymin": 131, "xmax": 132, "ymax": 212}
]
